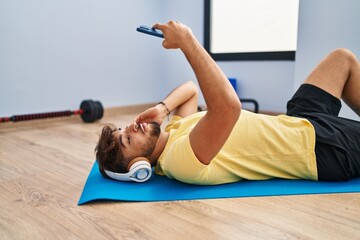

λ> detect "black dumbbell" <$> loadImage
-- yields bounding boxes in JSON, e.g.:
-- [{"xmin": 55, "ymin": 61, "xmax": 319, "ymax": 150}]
[
  {"xmin": 79, "ymin": 100, "xmax": 104, "ymax": 123},
  {"xmin": 0, "ymin": 99, "xmax": 103, "ymax": 123}
]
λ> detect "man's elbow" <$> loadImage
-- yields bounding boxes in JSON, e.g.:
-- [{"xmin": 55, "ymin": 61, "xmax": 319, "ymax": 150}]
[
  {"xmin": 187, "ymin": 80, "xmax": 198, "ymax": 90},
  {"xmin": 211, "ymin": 95, "xmax": 241, "ymax": 120},
  {"xmin": 186, "ymin": 80, "xmax": 199, "ymax": 98},
  {"xmin": 230, "ymin": 97, "xmax": 241, "ymax": 118}
]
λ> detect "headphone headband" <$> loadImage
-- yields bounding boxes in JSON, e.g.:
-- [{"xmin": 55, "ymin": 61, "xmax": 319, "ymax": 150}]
[{"xmin": 104, "ymin": 157, "xmax": 152, "ymax": 182}]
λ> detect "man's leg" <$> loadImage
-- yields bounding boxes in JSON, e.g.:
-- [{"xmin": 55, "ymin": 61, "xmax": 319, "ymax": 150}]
[{"xmin": 304, "ymin": 48, "xmax": 360, "ymax": 116}]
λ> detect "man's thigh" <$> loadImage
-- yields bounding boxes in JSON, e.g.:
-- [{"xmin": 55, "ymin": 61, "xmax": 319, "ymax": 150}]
[
  {"xmin": 286, "ymin": 84, "xmax": 341, "ymax": 117},
  {"xmin": 304, "ymin": 49, "xmax": 352, "ymax": 99}
]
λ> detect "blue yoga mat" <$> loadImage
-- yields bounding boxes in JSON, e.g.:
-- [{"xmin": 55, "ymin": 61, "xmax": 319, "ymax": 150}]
[{"xmin": 78, "ymin": 161, "xmax": 360, "ymax": 205}]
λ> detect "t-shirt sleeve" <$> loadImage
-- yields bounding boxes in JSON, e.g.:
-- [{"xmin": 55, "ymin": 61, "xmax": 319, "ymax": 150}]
[{"xmin": 160, "ymin": 135, "xmax": 210, "ymax": 184}]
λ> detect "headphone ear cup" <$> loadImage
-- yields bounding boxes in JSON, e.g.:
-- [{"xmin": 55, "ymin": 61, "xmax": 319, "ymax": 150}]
[
  {"xmin": 127, "ymin": 157, "xmax": 152, "ymax": 182},
  {"xmin": 127, "ymin": 157, "xmax": 150, "ymax": 171},
  {"xmin": 104, "ymin": 157, "xmax": 152, "ymax": 182}
]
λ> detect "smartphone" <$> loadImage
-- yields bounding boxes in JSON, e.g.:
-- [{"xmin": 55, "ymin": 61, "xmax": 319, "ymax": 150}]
[{"xmin": 136, "ymin": 25, "xmax": 164, "ymax": 38}]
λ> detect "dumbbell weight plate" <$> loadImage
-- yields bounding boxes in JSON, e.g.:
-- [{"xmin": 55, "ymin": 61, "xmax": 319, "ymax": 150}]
[
  {"xmin": 93, "ymin": 100, "xmax": 104, "ymax": 121},
  {"xmin": 80, "ymin": 100, "xmax": 97, "ymax": 123}
]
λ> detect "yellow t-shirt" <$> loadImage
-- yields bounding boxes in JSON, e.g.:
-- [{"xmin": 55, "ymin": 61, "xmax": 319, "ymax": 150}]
[{"xmin": 155, "ymin": 110, "xmax": 318, "ymax": 185}]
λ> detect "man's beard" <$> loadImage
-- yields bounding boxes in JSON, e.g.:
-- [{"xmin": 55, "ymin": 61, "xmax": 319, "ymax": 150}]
[
  {"xmin": 149, "ymin": 122, "xmax": 161, "ymax": 138},
  {"xmin": 141, "ymin": 122, "xmax": 161, "ymax": 158}
]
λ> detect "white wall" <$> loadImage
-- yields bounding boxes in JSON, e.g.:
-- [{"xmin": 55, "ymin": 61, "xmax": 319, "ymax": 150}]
[
  {"xmin": 0, "ymin": 0, "xmax": 167, "ymax": 116},
  {"xmin": 294, "ymin": 0, "xmax": 360, "ymax": 120}
]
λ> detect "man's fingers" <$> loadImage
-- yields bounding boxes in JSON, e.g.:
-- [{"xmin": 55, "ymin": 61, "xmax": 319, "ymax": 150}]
[
  {"xmin": 162, "ymin": 40, "xmax": 169, "ymax": 49},
  {"xmin": 152, "ymin": 23, "xmax": 164, "ymax": 30},
  {"xmin": 131, "ymin": 122, "xmax": 138, "ymax": 131}
]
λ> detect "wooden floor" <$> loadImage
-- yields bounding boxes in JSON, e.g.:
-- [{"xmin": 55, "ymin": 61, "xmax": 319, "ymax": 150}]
[{"xmin": 1, "ymin": 105, "xmax": 359, "ymax": 240}]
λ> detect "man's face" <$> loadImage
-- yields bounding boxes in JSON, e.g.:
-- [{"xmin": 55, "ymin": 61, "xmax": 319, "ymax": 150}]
[{"xmin": 112, "ymin": 122, "xmax": 161, "ymax": 161}]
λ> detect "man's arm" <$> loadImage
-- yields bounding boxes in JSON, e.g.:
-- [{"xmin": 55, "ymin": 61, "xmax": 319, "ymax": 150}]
[
  {"xmin": 134, "ymin": 81, "xmax": 198, "ymax": 125},
  {"xmin": 154, "ymin": 21, "xmax": 241, "ymax": 165},
  {"xmin": 163, "ymin": 81, "xmax": 199, "ymax": 118}
]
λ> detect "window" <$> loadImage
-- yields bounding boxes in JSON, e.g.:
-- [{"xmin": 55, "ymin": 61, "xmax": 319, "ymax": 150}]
[{"xmin": 204, "ymin": 0, "xmax": 299, "ymax": 61}]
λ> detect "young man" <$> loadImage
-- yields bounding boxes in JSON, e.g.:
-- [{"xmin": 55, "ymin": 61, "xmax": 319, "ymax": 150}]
[{"xmin": 95, "ymin": 21, "xmax": 360, "ymax": 185}]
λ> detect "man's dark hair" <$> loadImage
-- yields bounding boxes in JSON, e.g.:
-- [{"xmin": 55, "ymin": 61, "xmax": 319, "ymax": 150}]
[{"xmin": 95, "ymin": 124, "xmax": 128, "ymax": 178}]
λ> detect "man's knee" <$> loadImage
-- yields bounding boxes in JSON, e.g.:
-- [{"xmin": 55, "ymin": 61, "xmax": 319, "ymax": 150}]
[{"xmin": 329, "ymin": 48, "xmax": 357, "ymax": 64}]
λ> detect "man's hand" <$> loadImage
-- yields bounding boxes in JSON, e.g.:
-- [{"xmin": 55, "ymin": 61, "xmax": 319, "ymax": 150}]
[
  {"xmin": 153, "ymin": 21, "xmax": 194, "ymax": 50},
  {"xmin": 134, "ymin": 104, "xmax": 167, "ymax": 126}
]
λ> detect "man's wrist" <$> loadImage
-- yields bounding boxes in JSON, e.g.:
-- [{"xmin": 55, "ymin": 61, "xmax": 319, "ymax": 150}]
[
  {"xmin": 180, "ymin": 35, "xmax": 201, "ymax": 62},
  {"xmin": 179, "ymin": 33, "xmax": 195, "ymax": 49},
  {"xmin": 158, "ymin": 102, "xmax": 170, "ymax": 121}
]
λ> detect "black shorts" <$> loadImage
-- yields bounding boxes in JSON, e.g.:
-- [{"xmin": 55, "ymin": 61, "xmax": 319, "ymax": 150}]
[{"xmin": 286, "ymin": 84, "xmax": 360, "ymax": 181}]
